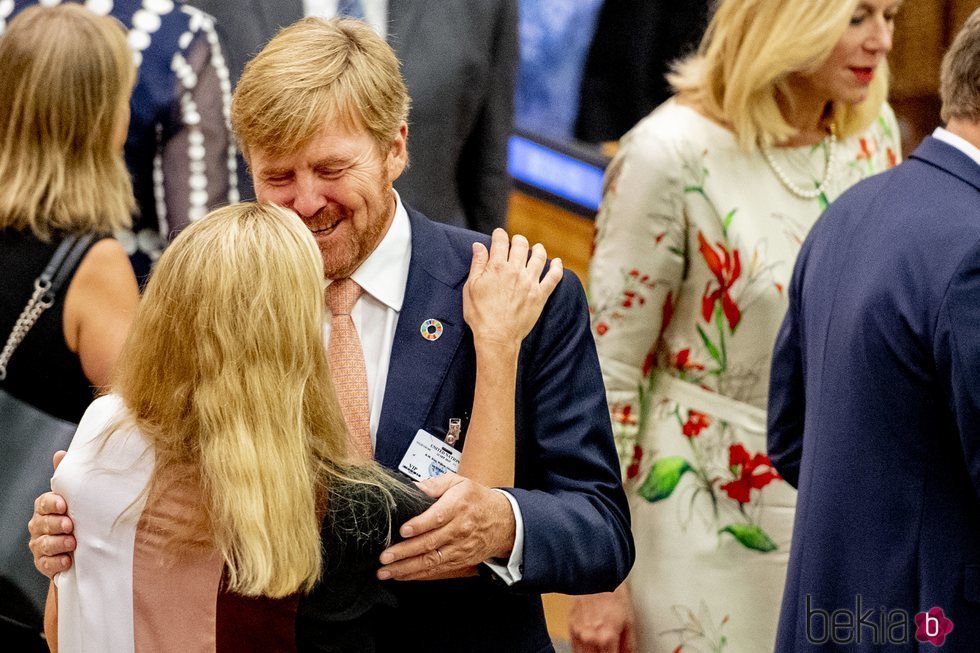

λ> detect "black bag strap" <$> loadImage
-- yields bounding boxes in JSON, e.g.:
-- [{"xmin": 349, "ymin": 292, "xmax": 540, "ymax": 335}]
[
  {"xmin": 0, "ymin": 233, "xmax": 97, "ymax": 380},
  {"xmin": 45, "ymin": 233, "xmax": 96, "ymax": 299}
]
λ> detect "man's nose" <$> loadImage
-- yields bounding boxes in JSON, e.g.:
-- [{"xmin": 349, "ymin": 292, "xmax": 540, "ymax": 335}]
[{"xmin": 291, "ymin": 179, "xmax": 327, "ymax": 219}]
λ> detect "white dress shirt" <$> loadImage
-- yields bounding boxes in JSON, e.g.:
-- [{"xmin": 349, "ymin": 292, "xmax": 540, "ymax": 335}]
[
  {"xmin": 301, "ymin": 0, "xmax": 388, "ymax": 37},
  {"xmin": 934, "ymin": 127, "xmax": 980, "ymax": 167},
  {"xmin": 323, "ymin": 193, "xmax": 524, "ymax": 583}
]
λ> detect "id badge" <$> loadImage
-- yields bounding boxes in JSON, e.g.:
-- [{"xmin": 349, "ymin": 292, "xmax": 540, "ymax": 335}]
[{"xmin": 398, "ymin": 429, "xmax": 462, "ymax": 481}]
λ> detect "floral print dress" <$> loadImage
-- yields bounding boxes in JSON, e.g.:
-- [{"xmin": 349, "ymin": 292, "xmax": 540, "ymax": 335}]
[{"xmin": 588, "ymin": 100, "xmax": 899, "ymax": 652}]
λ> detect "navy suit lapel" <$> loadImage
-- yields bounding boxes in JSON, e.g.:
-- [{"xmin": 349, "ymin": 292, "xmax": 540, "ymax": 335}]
[
  {"xmin": 911, "ymin": 136, "xmax": 980, "ymax": 194},
  {"xmin": 374, "ymin": 208, "xmax": 470, "ymax": 468}
]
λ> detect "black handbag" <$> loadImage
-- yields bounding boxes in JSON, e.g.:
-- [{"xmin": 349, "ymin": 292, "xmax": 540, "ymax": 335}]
[{"xmin": 0, "ymin": 233, "xmax": 95, "ymax": 636}]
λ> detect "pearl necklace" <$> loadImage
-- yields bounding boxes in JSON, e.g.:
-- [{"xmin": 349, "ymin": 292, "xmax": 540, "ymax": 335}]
[{"xmin": 761, "ymin": 132, "xmax": 838, "ymax": 200}]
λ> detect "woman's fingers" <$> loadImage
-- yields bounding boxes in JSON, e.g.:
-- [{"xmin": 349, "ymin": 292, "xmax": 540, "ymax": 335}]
[
  {"xmin": 469, "ymin": 241, "xmax": 489, "ymax": 278},
  {"xmin": 487, "ymin": 228, "xmax": 510, "ymax": 268},
  {"xmin": 540, "ymin": 258, "xmax": 564, "ymax": 297}
]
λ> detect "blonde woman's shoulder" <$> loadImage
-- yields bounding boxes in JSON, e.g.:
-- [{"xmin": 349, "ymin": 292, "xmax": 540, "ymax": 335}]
[{"xmin": 617, "ymin": 98, "xmax": 736, "ymax": 166}]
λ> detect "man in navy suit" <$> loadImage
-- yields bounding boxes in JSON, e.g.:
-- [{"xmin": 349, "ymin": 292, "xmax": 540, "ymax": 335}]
[
  {"xmin": 29, "ymin": 16, "xmax": 632, "ymax": 653},
  {"xmin": 768, "ymin": 9, "xmax": 980, "ymax": 651}
]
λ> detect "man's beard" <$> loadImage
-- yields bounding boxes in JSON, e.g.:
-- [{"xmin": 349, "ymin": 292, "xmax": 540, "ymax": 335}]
[{"xmin": 317, "ymin": 182, "xmax": 393, "ymax": 280}]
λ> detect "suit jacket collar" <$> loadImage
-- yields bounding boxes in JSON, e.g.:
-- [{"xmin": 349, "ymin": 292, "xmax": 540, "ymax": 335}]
[
  {"xmin": 910, "ymin": 136, "xmax": 980, "ymax": 194},
  {"xmin": 373, "ymin": 206, "xmax": 470, "ymax": 467}
]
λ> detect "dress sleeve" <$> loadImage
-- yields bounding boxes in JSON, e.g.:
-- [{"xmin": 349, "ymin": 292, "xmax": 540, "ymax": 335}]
[
  {"xmin": 160, "ymin": 7, "xmax": 238, "ymax": 237},
  {"xmin": 588, "ymin": 123, "xmax": 688, "ymax": 476}
]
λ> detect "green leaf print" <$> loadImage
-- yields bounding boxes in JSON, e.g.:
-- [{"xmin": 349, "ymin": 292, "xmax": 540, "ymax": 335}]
[
  {"xmin": 696, "ymin": 324, "xmax": 723, "ymax": 366},
  {"xmin": 719, "ymin": 524, "xmax": 778, "ymax": 552},
  {"xmin": 722, "ymin": 208, "xmax": 737, "ymax": 234},
  {"xmin": 638, "ymin": 457, "xmax": 693, "ymax": 503}
]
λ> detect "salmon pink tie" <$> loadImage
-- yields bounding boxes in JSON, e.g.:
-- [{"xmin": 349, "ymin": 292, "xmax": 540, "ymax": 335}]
[{"xmin": 326, "ymin": 278, "xmax": 372, "ymax": 458}]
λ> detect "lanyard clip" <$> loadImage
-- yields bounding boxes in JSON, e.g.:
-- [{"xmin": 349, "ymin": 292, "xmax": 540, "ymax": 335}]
[{"xmin": 444, "ymin": 418, "xmax": 462, "ymax": 445}]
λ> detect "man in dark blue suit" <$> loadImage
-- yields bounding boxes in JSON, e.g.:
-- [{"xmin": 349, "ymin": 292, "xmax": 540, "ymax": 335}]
[
  {"xmin": 29, "ymin": 15, "xmax": 632, "ymax": 653},
  {"xmin": 768, "ymin": 9, "xmax": 980, "ymax": 651}
]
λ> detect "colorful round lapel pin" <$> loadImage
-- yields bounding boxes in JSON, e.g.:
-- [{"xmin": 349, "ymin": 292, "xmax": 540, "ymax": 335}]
[{"xmin": 420, "ymin": 318, "xmax": 444, "ymax": 341}]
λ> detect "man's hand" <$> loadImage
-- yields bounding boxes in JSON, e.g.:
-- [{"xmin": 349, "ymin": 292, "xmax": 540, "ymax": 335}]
[
  {"xmin": 570, "ymin": 584, "xmax": 637, "ymax": 653},
  {"xmin": 377, "ymin": 473, "xmax": 516, "ymax": 581},
  {"xmin": 28, "ymin": 451, "xmax": 75, "ymax": 579}
]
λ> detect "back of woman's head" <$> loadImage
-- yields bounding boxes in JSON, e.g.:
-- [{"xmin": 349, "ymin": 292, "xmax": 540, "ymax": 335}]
[
  {"xmin": 116, "ymin": 202, "xmax": 350, "ymax": 597},
  {"xmin": 670, "ymin": 0, "xmax": 888, "ymax": 148},
  {"xmin": 0, "ymin": 3, "xmax": 135, "ymax": 238}
]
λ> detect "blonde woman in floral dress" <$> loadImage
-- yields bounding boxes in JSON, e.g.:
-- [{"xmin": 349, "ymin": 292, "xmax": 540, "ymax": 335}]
[{"xmin": 573, "ymin": 1, "xmax": 903, "ymax": 651}]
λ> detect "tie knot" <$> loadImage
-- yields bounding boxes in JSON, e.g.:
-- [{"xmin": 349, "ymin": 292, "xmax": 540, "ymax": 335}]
[{"xmin": 326, "ymin": 278, "xmax": 362, "ymax": 316}]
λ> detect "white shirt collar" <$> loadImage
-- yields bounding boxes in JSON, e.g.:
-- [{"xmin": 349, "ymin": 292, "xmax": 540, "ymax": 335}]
[
  {"xmin": 933, "ymin": 127, "xmax": 980, "ymax": 167},
  {"xmin": 346, "ymin": 191, "xmax": 411, "ymax": 312}
]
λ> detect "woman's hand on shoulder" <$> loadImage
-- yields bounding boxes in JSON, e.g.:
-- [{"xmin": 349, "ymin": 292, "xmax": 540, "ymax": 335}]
[{"xmin": 463, "ymin": 228, "xmax": 563, "ymax": 354}]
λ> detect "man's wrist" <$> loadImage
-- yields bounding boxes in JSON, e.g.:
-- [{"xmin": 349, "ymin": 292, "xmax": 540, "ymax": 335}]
[{"xmin": 489, "ymin": 488, "xmax": 517, "ymax": 559}]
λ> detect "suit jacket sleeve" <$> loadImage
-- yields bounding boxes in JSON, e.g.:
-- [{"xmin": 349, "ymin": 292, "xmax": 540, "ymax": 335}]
[
  {"xmin": 504, "ymin": 271, "xmax": 634, "ymax": 594},
  {"xmin": 934, "ymin": 242, "xmax": 980, "ymax": 499},
  {"xmin": 456, "ymin": 0, "xmax": 517, "ymax": 234},
  {"xmin": 767, "ymin": 243, "xmax": 808, "ymax": 488}
]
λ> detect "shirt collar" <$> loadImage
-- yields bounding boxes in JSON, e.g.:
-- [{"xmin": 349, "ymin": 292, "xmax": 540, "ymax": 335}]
[
  {"xmin": 933, "ymin": 127, "xmax": 980, "ymax": 167},
  {"xmin": 347, "ymin": 191, "xmax": 411, "ymax": 312}
]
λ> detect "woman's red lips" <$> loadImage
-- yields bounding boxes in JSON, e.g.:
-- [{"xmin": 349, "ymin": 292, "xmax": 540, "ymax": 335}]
[{"xmin": 850, "ymin": 67, "xmax": 874, "ymax": 84}]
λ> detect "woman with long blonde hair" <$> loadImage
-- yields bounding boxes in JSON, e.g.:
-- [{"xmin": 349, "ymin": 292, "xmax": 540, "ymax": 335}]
[
  {"xmin": 0, "ymin": 5, "xmax": 139, "ymax": 648},
  {"xmin": 577, "ymin": 0, "xmax": 903, "ymax": 650},
  {"xmin": 45, "ymin": 202, "xmax": 561, "ymax": 651}
]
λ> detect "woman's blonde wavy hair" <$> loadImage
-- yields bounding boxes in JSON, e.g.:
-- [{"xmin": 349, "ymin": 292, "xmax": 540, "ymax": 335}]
[
  {"xmin": 669, "ymin": 0, "xmax": 889, "ymax": 150},
  {"xmin": 113, "ymin": 203, "xmax": 397, "ymax": 598},
  {"xmin": 0, "ymin": 3, "xmax": 135, "ymax": 239}
]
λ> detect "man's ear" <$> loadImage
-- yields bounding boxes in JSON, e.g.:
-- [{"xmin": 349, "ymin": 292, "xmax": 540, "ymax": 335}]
[{"xmin": 387, "ymin": 121, "xmax": 409, "ymax": 181}]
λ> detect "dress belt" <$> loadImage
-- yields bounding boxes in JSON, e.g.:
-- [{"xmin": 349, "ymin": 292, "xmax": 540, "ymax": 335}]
[{"xmin": 648, "ymin": 371, "xmax": 768, "ymax": 435}]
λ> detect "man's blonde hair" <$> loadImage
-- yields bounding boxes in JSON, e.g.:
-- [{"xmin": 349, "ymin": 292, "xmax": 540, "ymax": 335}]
[
  {"xmin": 0, "ymin": 3, "xmax": 135, "ymax": 238},
  {"xmin": 669, "ymin": 0, "xmax": 889, "ymax": 150},
  {"xmin": 232, "ymin": 17, "xmax": 410, "ymax": 161},
  {"xmin": 113, "ymin": 203, "xmax": 410, "ymax": 597},
  {"xmin": 940, "ymin": 7, "xmax": 980, "ymax": 123}
]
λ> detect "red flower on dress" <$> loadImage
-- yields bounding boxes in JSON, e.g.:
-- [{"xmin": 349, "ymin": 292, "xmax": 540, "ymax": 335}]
[
  {"xmin": 719, "ymin": 443, "xmax": 780, "ymax": 503},
  {"xmin": 614, "ymin": 403, "xmax": 637, "ymax": 426},
  {"xmin": 698, "ymin": 232, "xmax": 742, "ymax": 330},
  {"xmin": 625, "ymin": 445, "xmax": 644, "ymax": 481},
  {"xmin": 886, "ymin": 147, "xmax": 898, "ymax": 168},
  {"xmin": 595, "ymin": 322, "xmax": 609, "ymax": 336},
  {"xmin": 671, "ymin": 348, "xmax": 705, "ymax": 372},
  {"xmin": 857, "ymin": 137, "xmax": 876, "ymax": 161},
  {"xmin": 682, "ymin": 410, "xmax": 711, "ymax": 438},
  {"xmin": 642, "ymin": 351, "xmax": 657, "ymax": 378},
  {"xmin": 661, "ymin": 291, "xmax": 675, "ymax": 332}
]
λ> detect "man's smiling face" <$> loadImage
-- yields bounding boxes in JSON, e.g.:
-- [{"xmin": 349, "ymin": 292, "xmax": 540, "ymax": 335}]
[{"xmin": 250, "ymin": 118, "xmax": 408, "ymax": 279}]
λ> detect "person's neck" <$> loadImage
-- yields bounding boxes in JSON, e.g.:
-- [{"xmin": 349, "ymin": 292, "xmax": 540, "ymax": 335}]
[
  {"xmin": 777, "ymin": 89, "xmax": 831, "ymax": 147},
  {"xmin": 946, "ymin": 117, "xmax": 980, "ymax": 151}
]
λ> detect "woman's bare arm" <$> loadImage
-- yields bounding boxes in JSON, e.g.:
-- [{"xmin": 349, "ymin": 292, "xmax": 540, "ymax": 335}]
[
  {"xmin": 62, "ymin": 238, "xmax": 139, "ymax": 388},
  {"xmin": 457, "ymin": 229, "xmax": 563, "ymax": 487},
  {"xmin": 44, "ymin": 581, "xmax": 58, "ymax": 653}
]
